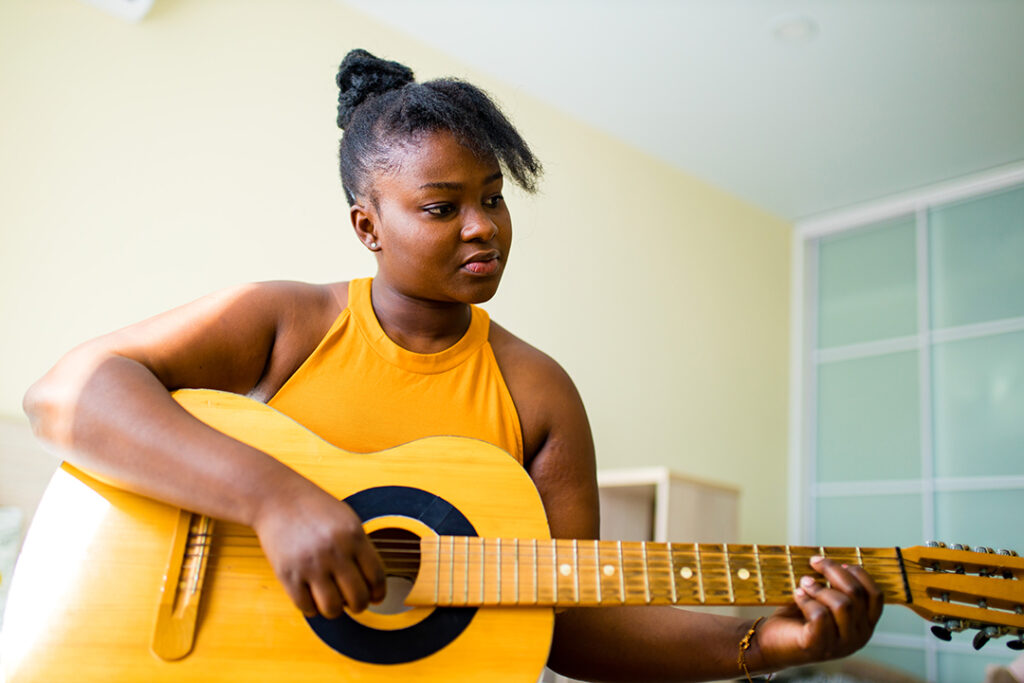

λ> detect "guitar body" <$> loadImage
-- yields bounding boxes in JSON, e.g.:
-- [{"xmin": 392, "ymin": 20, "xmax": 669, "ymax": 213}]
[{"xmin": 2, "ymin": 390, "xmax": 555, "ymax": 682}]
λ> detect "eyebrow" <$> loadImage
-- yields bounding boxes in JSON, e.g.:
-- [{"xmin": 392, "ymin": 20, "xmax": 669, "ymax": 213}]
[{"xmin": 418, "ymin": 171, "xmax": 503, "ymax": 191}]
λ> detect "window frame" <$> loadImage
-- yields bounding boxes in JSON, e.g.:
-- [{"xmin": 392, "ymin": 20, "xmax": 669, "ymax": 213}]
[{"xmin": 789, "ymin": 160, "xmax": 1024, "ymax": 682}]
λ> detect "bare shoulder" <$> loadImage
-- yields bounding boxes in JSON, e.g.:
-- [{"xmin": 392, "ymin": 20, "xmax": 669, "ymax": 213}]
[
  {"xmin": 90, "ymin": 279, "xmax": 352, "ymax": 401},
  {"xmin": 487, "ymin": 321, "xmax": 586, "ymax": 463}
]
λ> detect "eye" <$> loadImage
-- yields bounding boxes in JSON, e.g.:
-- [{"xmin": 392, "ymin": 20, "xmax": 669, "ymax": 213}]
[
  {"xmin": 423, "ymin": 203, "xmax": 455, "ymax": 217},
  {"xmin": 483, "ymin": 194, "xmax": 504, "ymax": 209}
]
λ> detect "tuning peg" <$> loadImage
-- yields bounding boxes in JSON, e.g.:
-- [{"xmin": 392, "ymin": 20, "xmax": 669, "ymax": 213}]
[
  {"xmin": 974, "ymin": 546, "xmax": 996, "ymax": 554},
  {"xmin": 951, "ymin": 543, "xmax": 966, "ymax": 551},
  {"xmin": 927, "ymin": 541, "xmax": 947, "ymax": 548},
  {"xmin": 931, "ymin": 625, "xmax": 953, "ymax": 641},
  {"xmin": 974, "ymin": 626, "xmax": 1000, "ymax": 651},
  {"xmin": 1008, "ymin": 633, "xmax": 1024, "ymax": 651},
  {"xmin": 998, "ymin": 549, "xmax": 1019, "ymax": 557}
]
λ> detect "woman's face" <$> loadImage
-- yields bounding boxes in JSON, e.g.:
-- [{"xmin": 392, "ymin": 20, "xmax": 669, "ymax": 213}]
[{"xmin": 355, "ymin": 129, "xmax": 512, "ymax": 305}]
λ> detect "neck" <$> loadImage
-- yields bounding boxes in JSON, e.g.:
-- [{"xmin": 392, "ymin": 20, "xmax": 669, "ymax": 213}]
[
  {"xmin": 369, "ymin": 278, "xmax": 472, "ymax": 354},
  {"xmin": 401, "ymin": 540, "xmax": 913, "ymax": 608}
]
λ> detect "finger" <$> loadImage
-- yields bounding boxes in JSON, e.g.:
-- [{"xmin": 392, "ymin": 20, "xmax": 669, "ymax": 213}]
[
  {"xmin": 280, "ymin": 574, "xmax": 319, "ymax": 618},
  {"xmin": 796, "ymin": 576, "xmax": 839, "ymax": 648},
  {"xmin": 845, "ymin": 564, "xmax": 885, "ymax": 624},
  {"xmin": 334, "ymin": 562, "xmax": 372, "ymax": 613},
  {"xmin": 309, "ymin": 574, "xmax": 347, "ymax": 619},
  {"xmin": 800, "ymin": 573, "xmax": 859, "ymax": 644},
  {"xmin": 354, "ymin": 539, "xmax": 387, "ymax": 603},
  {"xmin": 811, "ymin": 557, "xmax": 867, "ymax": 602}
]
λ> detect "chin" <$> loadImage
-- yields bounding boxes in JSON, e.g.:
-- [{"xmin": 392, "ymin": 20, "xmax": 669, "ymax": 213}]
[{"xmin": 459, "ymin": 276, "xmax": 503, "ymax": 304}]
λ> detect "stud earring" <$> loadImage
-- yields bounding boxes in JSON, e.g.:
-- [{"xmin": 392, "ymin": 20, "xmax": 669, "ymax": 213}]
[{"xmin": 370, "ymin": 242, "xmax": 378, "ymax": 249}]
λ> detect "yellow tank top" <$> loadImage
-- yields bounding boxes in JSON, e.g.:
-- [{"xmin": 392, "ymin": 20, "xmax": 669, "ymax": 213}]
[{"xmin": 268, "ymin": 278, "xmax": 523, "ymax": 464}]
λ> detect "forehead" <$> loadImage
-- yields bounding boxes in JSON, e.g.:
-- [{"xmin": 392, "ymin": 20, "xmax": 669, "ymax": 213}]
[{"xmin": 376, "ymin": 130, "xmax": 501, "ymax": 195}]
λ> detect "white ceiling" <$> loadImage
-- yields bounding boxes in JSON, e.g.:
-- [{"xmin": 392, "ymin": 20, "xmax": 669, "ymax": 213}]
[{"xmin": 341, "ymin": 0, "xmax": 1024, "ymax": 221}]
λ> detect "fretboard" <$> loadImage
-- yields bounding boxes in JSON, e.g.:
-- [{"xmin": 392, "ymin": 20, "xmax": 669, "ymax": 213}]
[{"xmin": 403, "ymin": 538, "xmax": 911, "ymax": 608}]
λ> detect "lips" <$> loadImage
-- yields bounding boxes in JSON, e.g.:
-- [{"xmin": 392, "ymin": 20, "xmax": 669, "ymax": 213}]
[{"xmin": 462, "ymin": 251, "xmax": 501, "ymax": 275}]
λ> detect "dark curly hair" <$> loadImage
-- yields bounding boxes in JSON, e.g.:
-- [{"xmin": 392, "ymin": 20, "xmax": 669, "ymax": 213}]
[{"xmin": 336, "ymin": 49, "xmax": 542, "ymax": 206}]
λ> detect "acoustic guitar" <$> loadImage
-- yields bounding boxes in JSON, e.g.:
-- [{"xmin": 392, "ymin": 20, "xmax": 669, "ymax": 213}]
[{"xmin": 2, "ymin": 389, "xmax": 1022, "ymax": 682}]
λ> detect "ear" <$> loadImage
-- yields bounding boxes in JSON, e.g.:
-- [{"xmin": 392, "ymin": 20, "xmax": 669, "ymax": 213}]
[{"xmin": 350, "ymin": 202, "xmax": 380, "ymax": 252}]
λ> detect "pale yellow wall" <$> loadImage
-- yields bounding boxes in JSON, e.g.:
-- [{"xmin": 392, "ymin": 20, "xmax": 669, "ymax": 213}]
[{"xmin": 0, "ymin": 0, "xmax": 791, "ymax": 543}]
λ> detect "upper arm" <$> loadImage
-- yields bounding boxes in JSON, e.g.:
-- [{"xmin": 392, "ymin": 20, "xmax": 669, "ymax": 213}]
[
  {"xmin": 490, "ymin": 326, "xmax": 599, "ymax": 541},
  {"xmin": 50, "ymin": 281, "xmax": 337, "ymax": 398}
]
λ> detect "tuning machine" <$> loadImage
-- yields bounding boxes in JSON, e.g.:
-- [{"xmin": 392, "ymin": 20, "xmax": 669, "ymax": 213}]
[{"xmin": 931, "ymin": 618, "xmax": 965, "ymax": 642}]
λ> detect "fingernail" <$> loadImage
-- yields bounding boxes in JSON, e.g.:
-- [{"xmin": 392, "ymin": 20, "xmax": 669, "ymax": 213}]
[
  {"xmin": 795, "ymin": 587, "xmax": 806, "ymax": 598},
  {"xmin": 810, "ymin": 555, "xmax": 823, "ymax": 565},
  {"xmin": 842, "ymin": 563, "xmax": 849, "ymax": 569},
  {"xmin": 800, "ymin": 575, "xmax": 816, "ymax": 588}
]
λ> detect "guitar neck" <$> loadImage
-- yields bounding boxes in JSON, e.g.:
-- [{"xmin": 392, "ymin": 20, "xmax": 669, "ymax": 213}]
[{"xmin": 404, "ymin": 539, "xmax": 912, "ymax": 608}]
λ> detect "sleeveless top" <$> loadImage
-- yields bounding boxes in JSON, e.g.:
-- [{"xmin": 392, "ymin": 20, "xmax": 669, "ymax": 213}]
[{"xmin": 268, "ymin": 278, "xmax": 524, "ymax": 464}]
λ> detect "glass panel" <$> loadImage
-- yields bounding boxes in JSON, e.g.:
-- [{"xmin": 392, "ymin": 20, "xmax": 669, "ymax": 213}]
[
  {"xmin": 854, "ymin": 644, "xmax": 926, "ymax": 680},
  {"xmin": 935, "ymin": 489, "xmax": 1024, "ymax": 553},
  {"xmin": 818, "ymin": 216, "xmax": 918, "ymax": 348},
  {"xmin": 815, "ymin": 494, "xmax": 922, "ymax": 548},
  {"xmin": 938, "ymin": 649, "xmax": 1017, "ymax": 683},
  {"xmin": 930, "ymin": 184, "xmax": 1024, "ymax": 328},
  {"xmin": 817, "ymin": 351, "xmax": 920, "ymax": 482},
  {"xmin": 932, "ymin": 331, "xmax": 1024, "ymax": 478},
  {"xmin": 875, "ymin": 604, "xmax": 927, "ymax": 637}
]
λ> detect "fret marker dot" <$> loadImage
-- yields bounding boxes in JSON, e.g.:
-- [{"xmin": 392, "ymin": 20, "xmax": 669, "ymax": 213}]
[
  {"xmin": 559, "ymin": 563, "xmax": 572, "ymax": 577},
  {"xmin": 680, "ymin": 567, "xmax": 693, "ymax": 580},
  {"xmin": 603, "ymin": 564, "xmax": 615, "ymax": 576},
  {"xmin": 737, "ymin": 568, "xmax": 751, "ymax": 581}
]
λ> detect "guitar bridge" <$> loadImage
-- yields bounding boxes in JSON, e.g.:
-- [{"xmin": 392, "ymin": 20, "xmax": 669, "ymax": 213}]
[{"xmin": 151, "ymin": 510, "xmax": 214, "ymax": 661}]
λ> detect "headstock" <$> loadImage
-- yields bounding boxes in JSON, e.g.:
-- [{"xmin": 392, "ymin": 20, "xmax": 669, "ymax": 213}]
[{"xmin": 901, "ymin": 543, "xmax": 1024, "ymax": 650}]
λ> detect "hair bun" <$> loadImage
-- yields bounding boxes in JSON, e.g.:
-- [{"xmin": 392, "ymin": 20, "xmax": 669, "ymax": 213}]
[{"xmin": 336, "ymin": 49, "xmax": 415, "ymax": 130}]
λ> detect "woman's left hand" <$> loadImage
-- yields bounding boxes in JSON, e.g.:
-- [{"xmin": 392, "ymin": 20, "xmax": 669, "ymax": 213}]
[{"xmin": 753, "ymin": 556, "xmax": 885, "ymax": 671}]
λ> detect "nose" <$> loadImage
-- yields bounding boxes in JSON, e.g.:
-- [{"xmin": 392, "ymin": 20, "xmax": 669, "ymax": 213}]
[{"xmin": 461, "ymin": 210, "xmax": 499, "ymax": 242}]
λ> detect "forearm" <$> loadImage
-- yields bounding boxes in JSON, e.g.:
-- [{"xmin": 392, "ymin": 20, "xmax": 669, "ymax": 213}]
[
  {"xmin": 24, "ymin": 350, "xmax": 308, "ymax": 527},
  {"xmin": 549, "ymin": 606, "xmax": 769, "ymax": 683}
]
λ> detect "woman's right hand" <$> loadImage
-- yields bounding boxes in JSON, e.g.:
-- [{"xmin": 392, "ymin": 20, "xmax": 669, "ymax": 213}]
[{"xmin": 252, "ymin": 482, "xmax": 387, "ymax": 618}]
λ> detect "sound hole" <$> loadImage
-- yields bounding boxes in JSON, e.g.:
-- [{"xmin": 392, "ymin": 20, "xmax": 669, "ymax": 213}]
[{"xmin": 369, "ymin": 527, "xmax": 421, "ymax": 615}]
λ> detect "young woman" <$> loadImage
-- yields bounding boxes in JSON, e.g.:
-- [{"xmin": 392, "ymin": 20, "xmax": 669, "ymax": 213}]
[{"xmin": 24, "ymin": 49, "xmax": 882, "ymax": 681}]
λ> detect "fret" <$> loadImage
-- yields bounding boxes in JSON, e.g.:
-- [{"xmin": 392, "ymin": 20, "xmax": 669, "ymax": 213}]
[
  {"xmin": 641, "ymin": 542, "xmax": 651, "ymax": 603},
  {"xmin": 667, "ymin": 543, "xmax": 702, "ymax": 605},
  {"xmin": 448, "ymin": 535, "xmax": 456, "ymax": 606},
  {"xmin": 479, "ymin": 537, "xmax": 485, "ymax": 605},
  {"xmin": 696, "ymin": 543, "xmax": 735, "ymax": 605},
  {"xmin": 532, "ymin": 539, "xmax": 539, "ymax": 605},
  {"xmin": 619, "ymin": 542, "xmax": 648, "ymax": 603},
  {"xmin": 496, "ymin": 537, "xmax": 502, "ymax": 605},
  {"xmin": 433, "ymin": 535, "xmax": 441, "ymax": 605},
  {"xmin": 785, "ymin": 544, "xmax": 797, "ymax": 594},
  {"xmin": 855, "ymin": 546, "xmax": 864, "ymax": 567},
  {"xmin": 596, "ymin": 541, "xmax": 622, "ymax": 604},
  {"xmin": 574, "ymin": 539, "xmax": 598, "ymax": 605},
  {"xmin": 514, "ymin": 538, "xmax": 520, "ymax": 605},
  {"xmin": 551, "ymin": 539, "xmax": 559, "ymax": 603},
  {"xmin": 667, "ymin": 543, "xmax": 677, "ymax": 604},
  {"xmin": 617, "ymin": 541, "xmax": 625, "ymax": 603},
  {"xmin": 722, "ymin": 544, "xmax": 735, "ymax": 604},
  {"xmin": 464, "ymin": 535, "xmax": 470, "ymax": 605},
  {"xmin": 819, "ymin": 545, "xmax": 831, "ymax": 588},
  {"xmin": 641, "ymin": 543, "xmax": 673, "ymax": 605},
  {"xmin": 695, "ymin": 543, "xmax": 706, "ymax": 604},
  {"xmin": 788, "ymin": 546, "xmax": 820, "ymax": 587},
  {"xmin": 723, "ymin": 545, "xmax": 762, "ymax": 604},
  {"xmin": 753, "ymin": 544, "xmax": 765, "ymax": 604},
  {"xmin": 572, "ymin": 539, "xmax": 580, "ymax": 604}
]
